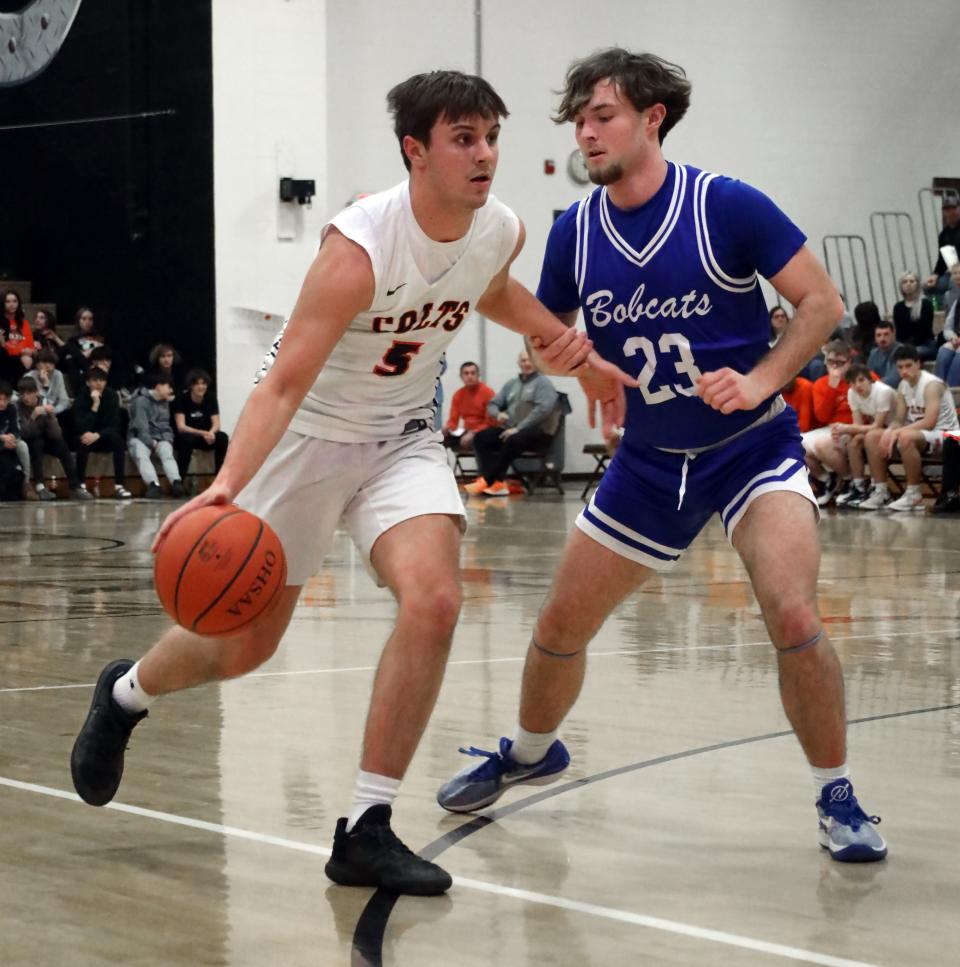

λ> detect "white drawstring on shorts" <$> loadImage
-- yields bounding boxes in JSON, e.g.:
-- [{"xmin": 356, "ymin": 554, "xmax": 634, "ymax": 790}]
[{"xmin": 677, "ymin": 452, "xmax": 696, "ymax": 510}]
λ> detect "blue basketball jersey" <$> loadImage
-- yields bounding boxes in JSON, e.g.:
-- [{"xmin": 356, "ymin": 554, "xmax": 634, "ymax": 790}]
[{"xmin": 538, "ymin": 162, "xmax": 806, "ymax": 450}]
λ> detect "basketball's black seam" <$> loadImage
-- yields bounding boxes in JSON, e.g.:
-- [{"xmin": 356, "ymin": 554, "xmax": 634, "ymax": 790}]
[
  {"xmin": 206, "ymin": 552, "xmax": 286, "ymax": 636},
  {"xmin": 167, "ymin": 508, "xmax": 242, "ymax": 626},
  {"xmin": 191, "ymin": 519, "xmax": 265, "ymax": 631}
]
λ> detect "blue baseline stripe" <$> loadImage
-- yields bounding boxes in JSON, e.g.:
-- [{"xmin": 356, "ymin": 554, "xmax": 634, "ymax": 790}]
[
  {"xmin": 582, "ymin": 506, "xmax": 680, "ymax": 562},
  {"xmin": 721, "ymin": 460, "xmax": 802, "ymax": 530}
]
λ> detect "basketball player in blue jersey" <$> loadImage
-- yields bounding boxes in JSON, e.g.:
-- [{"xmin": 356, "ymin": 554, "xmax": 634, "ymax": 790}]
[
  {"xmin": 439, "ymin": 49, "xmax": 887, "ymax": 863},
  {"xmin": 69, "ymin": 70, "xmax": 633, "ymax": 898}
]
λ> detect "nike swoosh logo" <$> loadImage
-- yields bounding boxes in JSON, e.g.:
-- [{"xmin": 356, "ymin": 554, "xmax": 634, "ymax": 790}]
[{"xmin": 386, "ymin": 283, "xmax": 407, "ymax": 296}]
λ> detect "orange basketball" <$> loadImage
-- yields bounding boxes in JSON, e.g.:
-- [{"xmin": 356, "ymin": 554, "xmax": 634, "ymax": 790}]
[{"xmin": 154, "ymin": 504, "xmax": 287, "ymax": 637}]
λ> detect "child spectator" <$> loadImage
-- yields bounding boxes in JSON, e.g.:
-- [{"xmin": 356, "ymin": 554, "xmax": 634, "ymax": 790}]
[
  {"xmin": 172, "ymin": 368, "xmax": 229, "ymax": 478},
  {"xmin": 60, "ymin": 307, "xmax": 105, "ymax": 386},
  {"xmin": 128, "ymin": 373, "xmax": 184, "ymax": 499},
  {"xmin": 27, "ymin": 349, "xmax": 72, "ymax": 435},
  {"xmin": 893, "ymin": 272, "xmax": 936, "ymax": 361},
  {"xmin": 145, "ymin": 343, "xmax": 183, "ymax": 394},
  {"xmin": 782, "ymin": 375, "xmax": 814, "ymax": 432},
  {"xmin": 834, "ymin": 363, "xmax": 897, "ymax": 508},
  {"xmin": 0, "ymin": 380, "xmax": 25, "ymax": 500},
  {"xmin": 73, "ymin": 367, "xmax": 133, "ymax": 500},
  {"xmin": 15, "ymin": 376, "xmax": 92, "ymax": 501},
  {"xmin": 1, "ymin": 289, "xmax": 35, "ymax": 384},
  {"xmin": 860, "ymin": 345, "xmax": 960, "ymax": 511},
  {"xmin": 33, "ymin": 309, "xmax": 65, "ymax": 359},
  {"xmin": 802, "ymin": 341, "xmax": 853, "ymax": 504}
]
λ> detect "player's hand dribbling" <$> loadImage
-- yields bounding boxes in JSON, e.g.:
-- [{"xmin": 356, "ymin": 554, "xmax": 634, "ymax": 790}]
[
  {"xmin": 696, "ymin": 368, "xmax": 768, "ymax": 414},
  {"xmin": 152, "ymin": 481, "xmax": 234, "ymax": 554}
]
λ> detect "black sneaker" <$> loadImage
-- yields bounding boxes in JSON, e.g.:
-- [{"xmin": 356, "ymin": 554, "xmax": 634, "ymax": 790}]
[
  {"xmin": 324, "ymin": 805, "xmax": 452, "ymax": 895},
  {"xmin": 145, "ymin": 483, "xmax": 162, "ymax": 499},
  {"xmin": 930, "ymin": 493, "xmax": 960, "ymax": 515},
  {"xmin": 171, "ymin": 480, "xmax": 185, "ymax": 498},
  {"xmin": 70, "ymin": 659, "xmax": 147, "ymax": 806},
  {"xmin": 836, "ymin": 482, "xmax": 868, "ymax": 509}
]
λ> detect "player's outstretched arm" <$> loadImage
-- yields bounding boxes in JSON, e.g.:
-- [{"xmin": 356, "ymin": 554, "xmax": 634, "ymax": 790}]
[
  {"xmin": 152, "ymin": 229, "xmax": 374, "ymax": 552},
  {"xmin": 697, "ymin": 246, "xmax": 843, "ymax": 415}
]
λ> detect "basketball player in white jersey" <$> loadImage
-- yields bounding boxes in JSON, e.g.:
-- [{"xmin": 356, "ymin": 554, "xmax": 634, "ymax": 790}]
[
  {"xmin": 860, "ymin": 343, "xmax": 960, "ymax": 511},
  {"xmin": 70, "ymin": 70, "xmax": 631, "ymax": 896},
  {"xmin": 440, "ymin": 48, "xmax": 887, "ymax": 864}
]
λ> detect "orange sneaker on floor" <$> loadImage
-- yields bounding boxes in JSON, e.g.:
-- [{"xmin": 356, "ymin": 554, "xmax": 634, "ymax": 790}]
[
  {"xmin": 482, "ymin": 481, "xmax": 511, "ymax": 496},
  {"xmin": 463, "ymin": 477, "xmax": 489, "ymax": 495}
]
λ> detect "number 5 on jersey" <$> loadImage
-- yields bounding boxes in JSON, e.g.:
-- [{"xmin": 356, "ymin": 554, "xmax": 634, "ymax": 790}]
[{"xmin": 373, "ymin": 340, "xmax": 424, "ymax": 377}]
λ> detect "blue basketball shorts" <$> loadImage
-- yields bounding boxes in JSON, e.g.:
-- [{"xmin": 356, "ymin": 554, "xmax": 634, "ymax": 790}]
[{"xmin": 576, "ymin": 408, "xmax": 816, "ymax": 571}]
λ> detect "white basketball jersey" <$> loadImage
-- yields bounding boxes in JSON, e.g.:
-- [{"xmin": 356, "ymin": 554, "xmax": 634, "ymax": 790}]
[
  {"xmin": 898, "ymin": 370, "xmax": 960, "ymax": 430},
  {"xmin": 263, "ymin": 181, "xmax": 519, "ymax": 443}
]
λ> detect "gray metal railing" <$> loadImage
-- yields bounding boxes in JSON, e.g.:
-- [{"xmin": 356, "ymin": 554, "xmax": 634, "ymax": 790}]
[
  {"xmin": 822, "ymin": 235, "xmax": 876, "ymax": 311},
  {"xmin": 869, "ymin": 211, "xmax": 921, "ymax": 314}
]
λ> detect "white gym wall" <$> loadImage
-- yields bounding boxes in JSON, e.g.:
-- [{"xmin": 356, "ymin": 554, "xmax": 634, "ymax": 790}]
[{"xmin": 213, "ymin": 0, "xmax": 957, "ymax": 470}]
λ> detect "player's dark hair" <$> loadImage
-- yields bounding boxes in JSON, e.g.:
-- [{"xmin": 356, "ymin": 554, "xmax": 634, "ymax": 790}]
[
  {"xmin": 387, "ymin": 70, "xmax": 509, "ymax": 171},
  {"xmin": 16, "ymin": 376, "xmax": 38, "ymax": 394},
  {"xmin": 892, "ymin": 344, "xmax": 920, "ymax": 363},
  {"xmin": 846, "ymin": 363, "xmax": 872, "ymax": 383},
  {"xmin": 459, "ymin": 360, "xmax": 479, "ymax": 374},
  {"xmin": 553, "ymin": 48, "xmax": 691, "ymax": 142}
]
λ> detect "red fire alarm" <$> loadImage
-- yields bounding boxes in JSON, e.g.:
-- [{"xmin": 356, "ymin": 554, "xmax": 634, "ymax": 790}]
[{"xmin": 544, "ymin": 159, "xmax": 556, "ymax": 175}]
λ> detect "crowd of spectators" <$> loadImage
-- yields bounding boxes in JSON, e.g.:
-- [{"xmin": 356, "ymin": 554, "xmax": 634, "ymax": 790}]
[{"xmin": 0, "ymin": 295, "xmax": 229, "ymax": 502}]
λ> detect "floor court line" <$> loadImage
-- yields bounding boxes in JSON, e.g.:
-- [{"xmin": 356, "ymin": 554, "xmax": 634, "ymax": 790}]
[
  {"xmin": 0, "ymin": 775, "xmax": 881, "ymax": 967},
  {"xmin": 0, "ymin": 626, "xmax": 953, "ymax": 694}
]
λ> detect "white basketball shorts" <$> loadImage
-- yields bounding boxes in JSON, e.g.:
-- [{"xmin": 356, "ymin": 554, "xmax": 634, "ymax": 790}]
[{"xmin": 236, "ymin": 429, "xmax": 466, "ymax": 585}]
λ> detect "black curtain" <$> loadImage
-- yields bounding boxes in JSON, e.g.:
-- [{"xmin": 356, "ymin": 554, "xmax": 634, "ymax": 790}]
[{"xmin": 0, "ymin": 0, "xmax": 215, "ymax": 380}]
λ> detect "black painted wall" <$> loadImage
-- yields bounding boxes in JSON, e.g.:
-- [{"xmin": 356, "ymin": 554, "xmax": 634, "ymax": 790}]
[{"xmin": 0, "ymin": 0, "xmax": 215, "ymax": 378}]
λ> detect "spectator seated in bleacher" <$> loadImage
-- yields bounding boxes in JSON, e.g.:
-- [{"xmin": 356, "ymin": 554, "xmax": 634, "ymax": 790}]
[
  {"xmin": 143, "ymin": 342, "xmax": 184, "ymax": 394},
  {"xmin": 851, "ymin": 301, "xmax": 881, "ymax": 357},
  {"xmin": 442, "ymin": 360, "xmax": 495, "ymax": 455},
  {"xmin": 15, "ymin": 376, "xmax": 92, "ymax": 501},
  {"xmin": 802, "ymin": 340, "xmax": 853, "ymax": 504},
  {"xmin": 60, "ymin": 306, "xmax": 105, "ymax": 388},
  {"xmin": 930, "ymin": 435, "xmax": 960, "ymax": 514},
  {"xmin": 0, "ymin": 380, "xmax": 25, "ymax": 501},
  {"xmin": 934, "ymin": 263, "xmax": 960, "ymax": 387},
  {"xmin": 72, "ymin": 366, "xmax": 133, "ymax": 500},
  {"xmin": 1, "ymin": 289, "xmax": 35, "ymax": 385},
  {"xmin": 859, "ymin": 344, "xmax": 960, "ymax": 511},
  {"xmin": 782, "ymin": 375, "xmax": 814, "ymax": 432},
  {"xmin": 32, "ymin": 309, "xmax": 65, "ymax": 360},
  {"xmin": 893, "ymin": 271, "xmax": 936, "ymax": 361},
  {"xmin": 924, "ymin": 197, "xmax": 960, "ymax": 296},
  {"xmin": 27, "ymin": 348, "xmax": 73, "ymax": 439},
  {"xmin": 832, "ymin": 363, "xmax": 897, "ymax": 508},
  {"xmin": 465, "ymin": 349, "xmax": 559, "ymax": 497},
  {"xmin": 128, "ymin": 373, "xmax": 184, "ymax": 499},
  {"xmin": 172, "ymin": 368, "xmax": 229, "ymax": 480},
  {"xmin": 866, "ymin": 320, "xmax": 903, "ymax": 388}
]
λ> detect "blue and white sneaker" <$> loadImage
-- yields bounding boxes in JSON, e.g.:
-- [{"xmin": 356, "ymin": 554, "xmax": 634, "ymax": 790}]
[
  {"xmin": 437, "ymin": 737, "xmax": 570, "ymax": 813},
  {"xmin": 817, "ymin": 778, "xmax": 887, "ymax": 862}
]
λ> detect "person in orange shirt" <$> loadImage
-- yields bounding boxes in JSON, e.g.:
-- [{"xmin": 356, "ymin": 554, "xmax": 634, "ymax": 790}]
[
  {"xmin": 802, "ymin": 340, "xmax": 853, "ymax": 505},
  {"xmin": 443, "ymin": 361, "xmax": 495, "ymax": 453},
  {"xmin": 1, "ymin": 290, "xmax": 35, "ymax": 384},
  {"xmin": 782, "ymin": 375, "xmax": 813, "ymax": 432}
]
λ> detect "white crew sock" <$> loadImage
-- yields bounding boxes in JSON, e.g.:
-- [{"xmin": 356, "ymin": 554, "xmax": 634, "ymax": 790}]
[
  {"xmin": 346, "ymin": 770, "xmax": 402, "ymax": 832},
  {"xmin": 111, "ymin": 661, "xmax": 155, "ymax": 714},
  {"xmin": 904, "ymin": 484, "xmax": 921, "ymax": 496},
  {"xmin": 812, "ymin": 763, "xmax": 849, "ymax": 798},
  {"xmin": 852, "ymin": 477, "xmax": 865, "ymax": 488},
  {"xmin": 511, "ymin": 725, "xmax": 557, "ymax": 765},
  {"xmin": 872, "ymin": 482, "xmax": 888, "ymax": 495}
]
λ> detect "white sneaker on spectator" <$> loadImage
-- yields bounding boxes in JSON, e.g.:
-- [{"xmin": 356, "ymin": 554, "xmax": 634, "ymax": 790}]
[
  {"xmin": 857, "ymin": 487, "xmax": 890, "ymax": 511},
  {"xmin": 888, "ymin": 489, "xmax": 925, "ymax": 512},
  {"xmin": 114, "ymin": 486, "xmax": 133, "ymax": 500}
]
